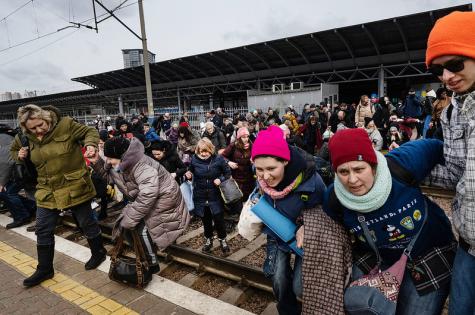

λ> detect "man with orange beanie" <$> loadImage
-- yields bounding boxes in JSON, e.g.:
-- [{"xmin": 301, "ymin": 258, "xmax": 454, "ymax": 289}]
[{"xmin": 425, "ymin": 10, "xmax": 475, "ymax": 315}]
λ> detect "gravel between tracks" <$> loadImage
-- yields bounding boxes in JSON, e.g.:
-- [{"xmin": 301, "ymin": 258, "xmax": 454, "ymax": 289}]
[
  {"xmin": 191, "ymin": 274, "xmax": 234, "ymax": 299},
  {"xmin": 240, "ymin": 245, "xmax": 266, "ymax": 268},
  {"xmin": 159, "ymin": 263, "xmax": 196, "ymax": 282},
  {"xmin": 238, "ymin": 288, "xmax": 275, "ymax": 315},
  {"xmin": 181, "ymin": 234, "xmax": 205, "ymax": 250}
]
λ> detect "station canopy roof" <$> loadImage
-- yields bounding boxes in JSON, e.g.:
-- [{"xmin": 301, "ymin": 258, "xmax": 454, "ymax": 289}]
[{"xmin": 71, "ymin": 4, "xmax": 472, "ymax": 91}]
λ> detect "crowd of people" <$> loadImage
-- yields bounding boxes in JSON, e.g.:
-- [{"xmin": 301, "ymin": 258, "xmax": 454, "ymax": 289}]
[{"xmin": 0, "ymin": 10, "xmax": 473, "ymax": 315}]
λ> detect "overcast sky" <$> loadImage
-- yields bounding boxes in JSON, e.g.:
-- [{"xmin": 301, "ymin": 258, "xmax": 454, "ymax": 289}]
[{"xmin": 0, "ymin": 0, "xmax": 472, "ymax": 95}]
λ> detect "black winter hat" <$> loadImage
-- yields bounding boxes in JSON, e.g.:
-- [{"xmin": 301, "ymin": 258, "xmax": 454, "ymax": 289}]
[
  {"xmin": 98, "ymin": 130, "xmax": 109, "ymax": 142},
  {"xmin": 104, "ymin": 137, "xmax": 130, "ymax": 159}
]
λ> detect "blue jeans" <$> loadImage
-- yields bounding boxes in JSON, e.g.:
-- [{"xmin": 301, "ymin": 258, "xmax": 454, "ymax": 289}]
[
  {"xmin": 351, "ymin": 264, "xmax": 449, "ymax": 315},
  {"xmin": 36, "ymin": 201, "xmax": 101, "ymax": 245},
  {"xmin": 264, "ymin": 237, "xmax": 302, "ymax": 315},
  {"xmin": 449, "ymin": 246, "xmax": 475, "ymax": 315},
  {"xmin": 0, "ymin": 181, "xmax": 35, "ymax": 222}
]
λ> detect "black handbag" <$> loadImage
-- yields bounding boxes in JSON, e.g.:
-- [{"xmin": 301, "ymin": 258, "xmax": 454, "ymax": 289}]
[
  {"xmin": 14, "ymin": 131, "xmax": 37, "ymax": 186},
  {"xmin": 108, "ymin": 229, "xmax": 153, "ymax": 289},
  {"xmin": 219, "ymin": 177, "xmax": 243, "ymax": 204}
]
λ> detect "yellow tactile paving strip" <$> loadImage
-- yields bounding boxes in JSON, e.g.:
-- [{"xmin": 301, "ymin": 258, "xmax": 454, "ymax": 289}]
[{"xmin": 0, "ymin": 241, "xmax": 138, "ymax": 315}]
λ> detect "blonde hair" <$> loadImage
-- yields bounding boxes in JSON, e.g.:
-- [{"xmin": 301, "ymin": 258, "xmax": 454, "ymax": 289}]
[
  {"xmin": 195, "ymin": 138, "xmax": 215, "ymax": 155},
  {"xmin": 17, "ymin": 104, "xmax": 57, "ymax": 133}
]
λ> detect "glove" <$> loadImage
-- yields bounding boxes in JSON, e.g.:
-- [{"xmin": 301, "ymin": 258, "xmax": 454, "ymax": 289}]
[{"xmin": 106, "ymin": 185, "xmax": 115, "ymax": 198}]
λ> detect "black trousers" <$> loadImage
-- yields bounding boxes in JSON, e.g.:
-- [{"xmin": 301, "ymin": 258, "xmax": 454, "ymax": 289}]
[
  {"xmin": 36, "ymin": 201, "xmax": 100, "ymax": 246},
  {"xmin": 202, "ymin": 207, "xmax": 226, "ymax": 239}
]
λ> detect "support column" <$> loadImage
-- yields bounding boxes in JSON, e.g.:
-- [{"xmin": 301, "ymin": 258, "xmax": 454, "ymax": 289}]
[
  {"xmin": 378, "ymin": 66, "xmax": 385, "ymax": 97},
  {"xmin": 177, "ymin": 88, "xmax": 181, "ymax": 115},
  {"xmin": 118, "ymin": 95, "xmax": 124, "ymax": 114},
  {"xmin": 209, "ymin": 95, "xmax": 214, "ymax": 110}
]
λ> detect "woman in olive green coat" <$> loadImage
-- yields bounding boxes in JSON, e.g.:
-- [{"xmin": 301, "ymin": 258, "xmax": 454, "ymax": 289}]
[{"xmin": 10, "ymin": 104, "xmax": 106, "ymax": 287}]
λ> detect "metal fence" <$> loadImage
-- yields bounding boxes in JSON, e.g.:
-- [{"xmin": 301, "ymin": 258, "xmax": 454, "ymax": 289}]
[{"xmin": 0, "ymin": 107, "xmax": 252, "ymax": 131}]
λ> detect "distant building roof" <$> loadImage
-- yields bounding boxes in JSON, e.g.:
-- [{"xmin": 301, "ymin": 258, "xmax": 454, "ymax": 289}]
[{"xmin": 73, "ymin": 4, "xmax": 472, "ymax": 91}]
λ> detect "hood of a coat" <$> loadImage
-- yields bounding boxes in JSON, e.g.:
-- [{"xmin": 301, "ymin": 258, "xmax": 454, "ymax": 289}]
[
  {"xmin": 119, "ymin": 137, "xmax": 145, "ymax": 171},
  {"xmin": 24, "ymin": 106, "xmax": 61, "ymax": 141}
]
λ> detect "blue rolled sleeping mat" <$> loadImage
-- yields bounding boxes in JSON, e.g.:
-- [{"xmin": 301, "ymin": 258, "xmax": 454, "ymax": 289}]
[{"xmin": 251, "ymin": 197, "xmax": 304, "ymax": 257}]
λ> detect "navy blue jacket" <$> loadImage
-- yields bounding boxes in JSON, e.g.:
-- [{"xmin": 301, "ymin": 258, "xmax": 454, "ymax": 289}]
[
  {"xmin": 323, "ymin": 139, "xmax": 454, "ymax": 265},
  {"xmin": 403, "ymin": 95, "xmax": 423, "ymax": 118},
  {"xmin": 189, "ymin": 154, "xmax": 231, "ymax": 216}
]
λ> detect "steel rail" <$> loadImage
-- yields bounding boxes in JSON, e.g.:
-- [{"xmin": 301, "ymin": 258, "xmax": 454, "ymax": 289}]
[{"xmin": 60, "ymin": 214, "xmax": 273, "ymax": 293}]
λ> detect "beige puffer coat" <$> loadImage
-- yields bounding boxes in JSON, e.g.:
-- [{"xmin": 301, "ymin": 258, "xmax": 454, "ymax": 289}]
[
  {"xmin": 354, "ymin": 101, "xmax": 375, "ymax": 127},
  {"xmin": 93, "ymin": 138, "xmax": 190, "ymax": 250}
]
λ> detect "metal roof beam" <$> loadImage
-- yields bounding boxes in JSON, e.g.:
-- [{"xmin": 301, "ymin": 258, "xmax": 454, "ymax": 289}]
[
  {"xmin": 361, "ymin": 24, "xmax": 381, "ymax": 58},
  {"xmin": 196, "ymin": 55, "xmax": 224, "ymax": 76},
  {"xmin": 158, "ymin": 64, "xmax": 186, "ymax": 81},
  {"xmin": 264, "ymin": 42, "xmax": 289, "ymax": 67},
  {"xmin": 210, "ymin": 52, "xmax": 239, "ymax": 73},
  {"xmin": 310, "ymin": 34, "xmax": 333, "ymax": 66},
  {"xmin": 225, "ymin": 50, "xmax": 255, "ymax": 72},
  {"xmin": 149, "ymin": 66, "xmax": 173, "ymax": 82},
  {"xmin": 114, "ymin": 71, "xmax": 141, "ymax": 87},
  {"xmin": 179, "ymin": 58, "xmax": 210, "ymax": 77},
  {"xmin": 334, "ymin": 29, "xmax": 355, "ymax": 65},
  {"xmin": 393, "ymin": 18, "xmax": 410, "ymax": 61},
  {"xmin": 167, "ymin": 60, "xmax": 197, "ymax": 79},
  {"xmin": 243, "ymin": 46, "xmax": 271, "ymax": 69},
  {"xmin": 285, "ymin": 38, "xmax": 309, "ymax": 64}
]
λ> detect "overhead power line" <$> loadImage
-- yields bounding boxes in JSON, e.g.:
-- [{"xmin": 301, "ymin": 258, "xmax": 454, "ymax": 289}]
[
  {"xmin": 0, "ymin": 29, "xmax": 78, "ymax": 66},
  {"xmin": 0, "ymin": 0, "xmax": 32, "ymax": 23},
  {"xmin": 0, "ymin": 0, "xmax": 138, "ymax": 54}
]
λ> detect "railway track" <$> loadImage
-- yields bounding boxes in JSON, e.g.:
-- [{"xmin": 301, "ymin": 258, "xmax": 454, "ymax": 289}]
[
  {"xmin": 55, "ymin": 202, "xmax": 276, "ymax": 314},
  {"xmin": 14, "ymin": 184, "xmax": 454, "ymax": 314}
]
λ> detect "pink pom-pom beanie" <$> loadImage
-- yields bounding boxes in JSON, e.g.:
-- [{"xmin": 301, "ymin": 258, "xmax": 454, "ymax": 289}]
[{"xmin": 251, "ymin": 125, "xmax": 290, "ymax": 161}]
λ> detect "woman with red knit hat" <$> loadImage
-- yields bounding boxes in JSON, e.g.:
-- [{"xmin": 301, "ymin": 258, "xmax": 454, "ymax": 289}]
[
  {"xmin": 320, "ymin": 128, "xmax": 455, "ymax": 314},
  {"xmin": 251, "ymin": 125, "xmax": 326, "ymax": 315},
  {"xmin": 425, "ymin": 11, "xmax": 475, "ymax": 314}
]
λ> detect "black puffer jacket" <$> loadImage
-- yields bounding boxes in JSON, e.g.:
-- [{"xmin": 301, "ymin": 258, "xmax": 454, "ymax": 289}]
[{"xmin": 151, "ymin": 141, "xmax": 187, "ymax": 182}]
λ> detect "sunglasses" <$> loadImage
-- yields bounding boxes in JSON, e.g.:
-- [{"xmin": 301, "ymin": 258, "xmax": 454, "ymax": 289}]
[{"xmin": 428, "ymin": 57, "xmax": 467, "ymax": 76}]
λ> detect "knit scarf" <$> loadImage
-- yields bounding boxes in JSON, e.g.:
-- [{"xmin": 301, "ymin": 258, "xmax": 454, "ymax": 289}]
[
  {"xmin": 258, "ymin": 173, "xmax": 303, "ymax": 200},
  {"xmin": 334, "ymin": 151, "xmax": 392, "ymax": 213}
]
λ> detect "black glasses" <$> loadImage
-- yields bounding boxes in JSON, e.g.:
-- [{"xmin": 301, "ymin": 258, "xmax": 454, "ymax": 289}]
[{"xmin": 428, "ymin": 57, "xmax": 467, "ymax": 76}]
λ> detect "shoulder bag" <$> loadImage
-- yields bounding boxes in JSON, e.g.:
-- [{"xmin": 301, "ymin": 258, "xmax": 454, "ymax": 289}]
[
  {"xmin": 344, "ymin": 200, "xmax": 428, "ymax": 315},
  {"xmin": 108, "ymin": 229, "xmax": 153, "ymax": 289}
]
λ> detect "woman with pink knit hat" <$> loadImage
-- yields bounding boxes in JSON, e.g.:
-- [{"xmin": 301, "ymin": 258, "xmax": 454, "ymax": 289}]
[
  {"xmin": 251, "ymin": 125, "xmax": 326, "ymax": 315},
  {"xmin": 221, "ymin": 127, "xmax": 254, "ymax": 221}
]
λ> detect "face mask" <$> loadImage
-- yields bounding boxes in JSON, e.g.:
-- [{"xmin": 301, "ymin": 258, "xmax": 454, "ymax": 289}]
[{"xmin": 113, "ymin": 165, "xmax": 121, "ymax": 172}]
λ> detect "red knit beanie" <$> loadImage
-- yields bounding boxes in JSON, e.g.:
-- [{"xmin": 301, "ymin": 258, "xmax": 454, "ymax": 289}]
[
  {"xmin": 426, "ymin": 11, "xmax": 475, "ymax": 66},
  {"xmin": 179, "ymin": 121, "xmax": 190, "ymax": 128},
  {"xmin": 251, "ymin": 126, "xmax": 290, "ymax": 161},
  {"xmin": 328, "ymin": 128, "xmax": 377, "ymax": 170}
]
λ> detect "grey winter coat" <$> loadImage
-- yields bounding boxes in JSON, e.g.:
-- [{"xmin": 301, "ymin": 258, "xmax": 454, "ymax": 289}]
[
  {"xmin": 92, "ymin": 138, "xmax": 190, "ymax": 250},
  {"xmin": 0, "ymin": 133, "xmax": 14, "ymax": 186}
]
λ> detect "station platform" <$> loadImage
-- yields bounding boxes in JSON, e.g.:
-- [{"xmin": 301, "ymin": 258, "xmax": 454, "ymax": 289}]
[{"xmin": 0, "ymin": 214, "xmax": 253, "ymax": 315}]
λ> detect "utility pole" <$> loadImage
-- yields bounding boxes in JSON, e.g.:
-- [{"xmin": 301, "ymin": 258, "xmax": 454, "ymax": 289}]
[{"xmin": 138, "ymin": 0, "xmax": 154, "ymax": 117}]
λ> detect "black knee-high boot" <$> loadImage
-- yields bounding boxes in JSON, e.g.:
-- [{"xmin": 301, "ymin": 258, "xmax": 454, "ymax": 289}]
[{"xmin": 23, "ymin": 244, "xmax": 55, "ymax": 287}]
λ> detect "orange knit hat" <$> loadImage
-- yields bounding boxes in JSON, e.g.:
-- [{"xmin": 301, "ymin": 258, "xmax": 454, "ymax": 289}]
[{"xmin": 426, "ymin": 11, "xmax": 475, "ymax": 67}]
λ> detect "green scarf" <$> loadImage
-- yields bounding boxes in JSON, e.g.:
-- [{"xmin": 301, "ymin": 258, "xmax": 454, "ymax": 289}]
[{"xmin": 334, "ymin": 151, "xmax": 392, "ymax": 213}]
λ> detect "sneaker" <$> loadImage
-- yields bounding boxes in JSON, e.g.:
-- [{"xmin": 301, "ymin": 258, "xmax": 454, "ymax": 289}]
[
  {"xmin": 202, "ymin": 238, "xmax": 213, "ymax": 253},
  {"xmin": 219, "ymin": 238, "xmax": 230, "ymax": 254}
]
